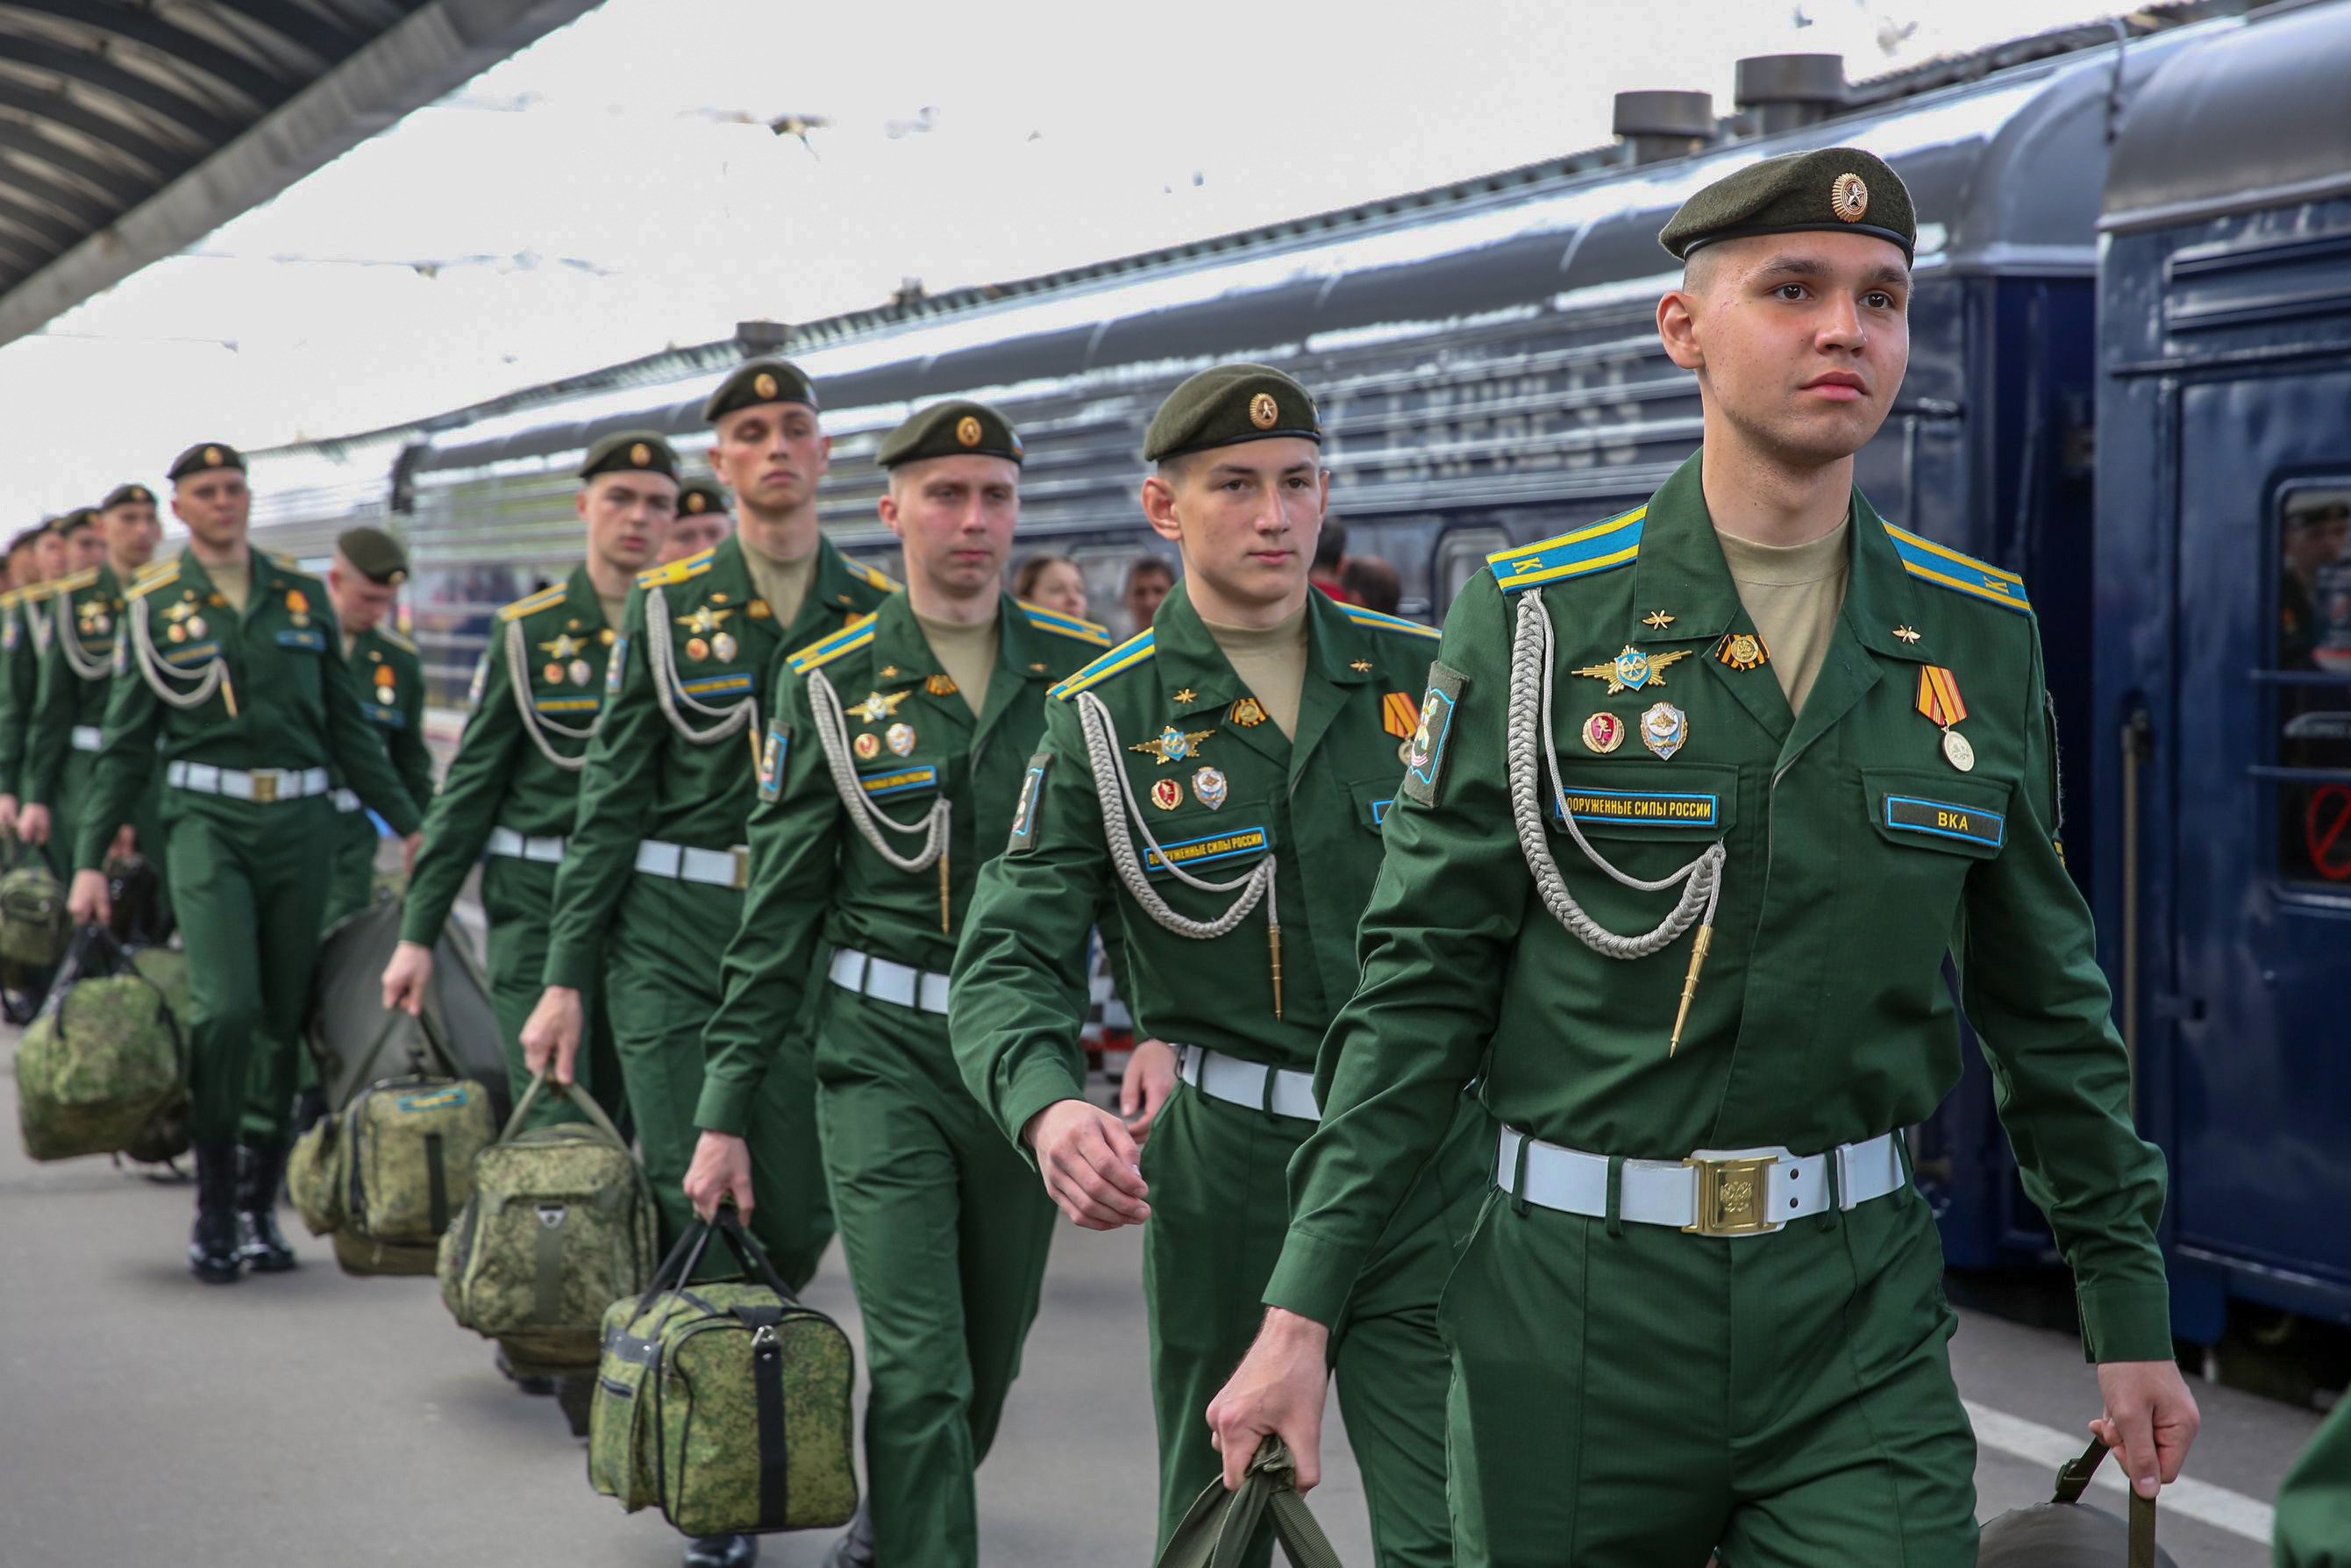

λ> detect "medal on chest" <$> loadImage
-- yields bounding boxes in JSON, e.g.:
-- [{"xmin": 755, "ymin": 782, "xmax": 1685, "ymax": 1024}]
[{"xmin": 1915, "ymin": 665, "xmax": 1973, "ymax": 772}]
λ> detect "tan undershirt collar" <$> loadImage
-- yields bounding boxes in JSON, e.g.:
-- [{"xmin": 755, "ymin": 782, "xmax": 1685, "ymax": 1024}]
[
  {"xmin": 914, "ymin": 608, "xmax": 998, "ymax": 718},
  {"xmin": 1714, "ymin": 519, "xmax": 1850, "ymax": 716},
  {"xmin": 206, "ymin": 552, "xmax": 252, "ymax": 615},
  {"xmin": 740, "ymin": 535, "xmax": 817, "ymax": 631},
  {"xmin": 1201, "ymin": 603, "xmax": 1311, "ymax": 740}
]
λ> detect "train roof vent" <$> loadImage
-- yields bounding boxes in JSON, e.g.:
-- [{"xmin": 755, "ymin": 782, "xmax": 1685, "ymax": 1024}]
[
  {"xmin": 1613, "ymin": 89, "xmax": 1715, "ymax": 164},
  {"xmin": 736, "ymin": 319, "xmax": 789, "ymax": 355},
  {"xmin": 1734, "ymin": 53, "xmax": 1847, "ymax": 135}
]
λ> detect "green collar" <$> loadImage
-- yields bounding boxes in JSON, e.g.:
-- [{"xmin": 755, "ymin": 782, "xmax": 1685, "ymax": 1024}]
[{"xmin": 1147, "ymin": 580, "xmax": 1383, "ymax": 712}]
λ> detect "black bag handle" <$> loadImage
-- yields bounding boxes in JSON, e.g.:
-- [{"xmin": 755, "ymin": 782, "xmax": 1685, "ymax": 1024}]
[
  {"xmin": 630, "ymin": 1206, "xmax": 796, "ymax": 1316},
  {"xmin": 49, "ymin": 923, "xmax": 185, "ymax": 1073},
  {"xmin": 2050, "ymin": 1438, "xmax": 2159, "ymax": 1568}
]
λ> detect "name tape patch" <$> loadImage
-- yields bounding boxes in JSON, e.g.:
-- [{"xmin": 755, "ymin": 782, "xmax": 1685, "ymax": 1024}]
[
  {"xmin": 858, "ymin": 765, "xmax": 937, "ymax": 799},
  {"xmin": 1883, "ymin": 793, "xmax": 2005, "ymax": 851},
  {"xmin": 1143, "ymin": 824, "xmax": 1271, "ymax": 877},
  {"xmin": 1552, "ymin": 786, "xmax": 1721, "ymax": 828},
  {"xmin": 275, "ymin": 628, "xmax": 324, "ymax": 652},
  {"xmin": 396, "ymin": 1086, "xmax": 471, "ymax": 1113}
]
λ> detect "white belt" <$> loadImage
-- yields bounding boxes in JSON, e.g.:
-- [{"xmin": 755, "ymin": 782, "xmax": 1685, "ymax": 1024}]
[
  {"xmin": 70, "ymin": 725, "xmax": 103, "ymax": 752},
  {"xmin": 487, "ymin": 826, "xmax": 567, "ymax": 864},
  {"xmin": 829, "ymin": 948, "xmax": 950, "ymax": 1015},
  {"xmin": 1178, "ymin": 1044, "xmax": 1320, "ymax": 1123},
  {"xmin": 633, "ymin": 838, "xmax": 749, "ymax": 890},
  {"xmin": 1497, "ymin": 1126, "xmax": 1908, "ymax": 1237},
  {"xmin": 165, "ymin": 761, "xmax": 331, "ymax": 804},
  {"xmin": 332, "ymin": 788, "xmax": 363, "ymax": 814}
]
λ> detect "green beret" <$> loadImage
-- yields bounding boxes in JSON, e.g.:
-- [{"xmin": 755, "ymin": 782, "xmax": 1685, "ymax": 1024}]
[
  {"xmin": 102, "ymin": 483, "xmax": 155, "ymax": 511},
  {"xmin": 8, "ymin": 525, "xmax": 47, "ymax": 554},
  {"xmin": 578, "ymin": 430, "xmax": 680, "ymax": 483},
  {"xmin": 54, "ymin": 506, "xmax": 96, "ymax": 534},
  {"xmin": 676, "ymin": 480, "xmax": 729, "ymax": 517},
  {"xmin": 702, "ymin": 359, "xmax": 818, "ymax": 424},
  {"xmin": 337, "ymin": 525, "xmax": 410, "ymax": 586},
  {"xmin": 1143, "ymin": 364, "xmax": 1322, "ymax": 464},
  {"xmin": 167, "ymin": 441, "xmax": 246, "ymax": 481},
  {"xmin": 876, "ymin": 400, "xmax": 1023, "ymax": 469},
  {"xmin": 1658, "ymin": 146, "xmax": 1914, "ymax": 262}
]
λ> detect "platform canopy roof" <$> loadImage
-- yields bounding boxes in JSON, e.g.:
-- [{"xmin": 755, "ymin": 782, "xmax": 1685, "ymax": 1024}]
[{"xmin": 0, "ymin": 0, "xmax": 602, "ymax": 346}]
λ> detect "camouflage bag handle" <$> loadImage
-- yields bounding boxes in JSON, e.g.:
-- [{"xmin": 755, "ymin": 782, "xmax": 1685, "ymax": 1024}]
[
  {"xmin": 49, "ymin": 923, "xmax": 184, "ymax": 1068},
  {"xmin": 2052, "ymin": 1437, "xmax": 2159, "ymax": 1568},
  {"xmin": 502, "ymin": 1067, "xmax": 630, "ymax": 1153},
  {"xmin": 1154, "ymin": 1438, "xmax": 1342, "ymax": 1568}
]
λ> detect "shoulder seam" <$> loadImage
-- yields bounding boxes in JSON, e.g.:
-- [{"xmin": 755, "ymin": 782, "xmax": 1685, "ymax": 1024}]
[{"xmin": 1049, "ymin": 629, "xmax": 1156, "ymax": 700}]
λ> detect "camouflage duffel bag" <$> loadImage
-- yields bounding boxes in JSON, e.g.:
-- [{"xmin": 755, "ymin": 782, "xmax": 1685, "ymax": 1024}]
[
  {"xmin": 0, "ymin": 864, "xmax": 69, "ymax": 969},
  {"xmin": 291, "ymin": 1073, "xmax": 496, "ymax": 1277},
  {"xmin": 14, "ymin": 929, "xmax": 186, "ymax": 1163},
  {"xmin": 438, "ymin": 1071, "xmax": 656, "ymax": 1375},
  {"xmin": 118, "ymin": 946, "xmax": 193, "ymax": 1165},
  {"xmin": 589, "ymin": 1212, "xmax": 858, "ymax": 1537}
]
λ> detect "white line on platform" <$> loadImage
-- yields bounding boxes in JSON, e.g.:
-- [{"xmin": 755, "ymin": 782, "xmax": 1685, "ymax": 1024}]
[{"xmin": 1963, "ymin": 1399, "xmax": 2275, "ymax": 1545}]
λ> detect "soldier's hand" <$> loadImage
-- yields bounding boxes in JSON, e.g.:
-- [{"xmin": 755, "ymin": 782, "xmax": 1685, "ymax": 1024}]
[
  {"xmin": 521, "ymin": 987, "xmax": 585, "ymax": 1085},
  {"xmin": 1119, "ymin": 1038, "xmax": 1180, "ymax": 1145},
  {"xmin": 16, "ymin": 802, "xmax": 47, "ymax": 845},
  {"xmin": 403, "ymin": 831, "xmax": 424, "ymax": 874},
  {"xmin": 67, "ymin": 867, "xmax": 111, "ymax": 928},
  {"xmin": 1207, "ymin": 1308, "xmax": 1330, "ymax": 1493},
  {"xmin": 108, "ymin": 823, "xmax": 137, "ymax": 860},
  {"xmin": 381, "ymin": 940, "xmax": 435, "ymax": 1017},
  {"xmin": 2091, "ymin": 1358, "xmax": 2200, "ymax": 1498},
  {"xmin": 0, "ymin": 794, "xmax": 18, "ymax": 836},
  {"xmin": 685, "ymin": 1131, "xmax": 755, "ymax": 1223},
  {"xmin": 1023, "ymin": 1099, "xmax": 1150, "ymax": 1229}
]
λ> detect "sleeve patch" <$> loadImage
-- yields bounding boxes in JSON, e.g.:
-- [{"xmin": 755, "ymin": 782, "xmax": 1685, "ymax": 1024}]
[
  {"xmin": 759, "ymin": 719, "xmax": 789, "ymax": 802},
  {"xmin": 1008, "ymin": 751, "xmax": 1051, "ymax": 854},
  {"xmin": 1397, "ymin": 660, "xmax": 1465, "ymax": 809},
  {"xmin": 606, "ymin": 633, "xmax": 629, "ymax": 696}
]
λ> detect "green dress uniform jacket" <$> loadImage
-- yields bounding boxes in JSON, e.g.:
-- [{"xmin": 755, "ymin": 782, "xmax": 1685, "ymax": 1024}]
[
  {"xmin": 541, "ymin": 532, "xmax": 895, "ymax": 1279},
  {"xmin": 699, "ymin": 588, "xmax": 1107, "ymax": 1567},
  {"xmin": 23, "ymin": 565, "xmax": 166, "ymax": 886},
  {"xmin": 0, "ymin": 581, "xmax": 61, "ymax": 803},
  {"xmin": 2276, "ymin": 1395, "xmax": 2351, "ymax": 1567},
  {"xmin": 951, "ymin": 581, "xmax": 1471, "ymax": 1566},
  {"xmin": 321, "ymin": 623, "xmax": 432, "ymax": 923},
  {"xmin": 1262, "ymin": 452, "xmax": 2170, "ymax": 1567},
  {"xmin": 76, "ymin": 547, "xmax": 423, "ymax": 1147},
  {"xmin": 399, "ymin": 565, "xmax": 628, "ymax": 1125}
]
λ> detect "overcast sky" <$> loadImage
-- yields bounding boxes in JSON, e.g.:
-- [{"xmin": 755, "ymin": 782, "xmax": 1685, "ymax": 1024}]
[{"xmin": 10, "ymin": 0, "xmax": 2133, "ymax": 514}]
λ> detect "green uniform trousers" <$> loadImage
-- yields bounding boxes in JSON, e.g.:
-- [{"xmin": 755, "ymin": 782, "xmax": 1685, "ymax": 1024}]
[
  {"xmin": 814, "ymin": 984, "xmax": 1056, "ymax": 1568},
  {"xmin": 323, "ymin": 801, "xmax": 379, "ymax": 928},
  {"xmin": 1446, "ymin": 1157, "xmax": 1976, "ymax": 1567},
  {"xmin": 46, "ymin": 747, "xmax": 168, "ymax": 894},
  {"xmin": 480, "ymin": 855, "xmax": 624, "ymax": 1131},
  {"xmin": 167, "ymin": 795, "xmax": 334, "ymax": 1146},
  {"xmin": 606, "ymin": 872, "xmax": 830, "ymax": 1287},
  {"xmin": 1142, "ymin": 1084, "xmax": 1471, "ymax": 1568}
]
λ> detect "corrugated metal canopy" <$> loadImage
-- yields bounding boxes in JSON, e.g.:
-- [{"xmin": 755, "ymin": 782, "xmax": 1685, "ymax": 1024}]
[{"xmin": 0, "ymin": 0, "xmax": 602, "ymax": 345}]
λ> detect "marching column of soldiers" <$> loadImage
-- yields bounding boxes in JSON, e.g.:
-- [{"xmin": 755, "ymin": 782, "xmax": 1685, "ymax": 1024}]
[{"xmin": 34, "ymin": 147, "xmax": 2351, "ymax": 1567}]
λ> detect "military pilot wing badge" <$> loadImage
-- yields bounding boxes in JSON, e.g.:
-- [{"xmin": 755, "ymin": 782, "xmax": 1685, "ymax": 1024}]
[{"xmin": 1572, "ymin": 644, "xmax": 1692, "ymax": 696}]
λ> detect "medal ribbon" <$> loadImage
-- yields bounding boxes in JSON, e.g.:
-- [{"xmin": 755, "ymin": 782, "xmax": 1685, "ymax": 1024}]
[{"xmin": 1916, "ymin": 666, "xmax": 1966, "ymax": 730}]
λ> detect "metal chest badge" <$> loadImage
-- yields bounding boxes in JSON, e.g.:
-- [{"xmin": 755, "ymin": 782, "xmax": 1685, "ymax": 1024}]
[
  {"xmin": 1575, "ymin": 644, "xmax": 1691, "ymax": 695},
  {"xmin": 1191, "ymin": 766, "xmax": 1227, "ymax": 809},
  {"xmin": 1132, "ymin": 725, "xmax": 1213, "ymax": 766},
  {"xmin": 1641, "ymin": 701, "xmax": 1688, "ymax": 760},
  {"xmin": 1716, "ymin": 632, "xmax": 1769, "ymax": 672},
  {"xmin": 1151, "ymin": 778, "xmax": 1182, "ymax": 811},
  {"xmin": 853, "ymin": 731, "xmax": 881, "ymax": 760},
  {"xmin": 886, "ymin": 722, "xmax": 916, "ymax": 757},
  {"xmin": 1581, "ymin": 712, "xmax": 1625, "ymax": 754},
  {"xmin": 1915, "ymin": 665, "xmax": 1974, "ymax": 771}
]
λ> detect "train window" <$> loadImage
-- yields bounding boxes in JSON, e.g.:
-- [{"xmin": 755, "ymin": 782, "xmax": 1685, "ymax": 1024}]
[
  {"xmin": 1434, "ymin": 527, "xmax": 1514, "ymax": 610},
  {"xmin": 2274, "ymin": 486, "xmax": 2351, "ymax": 886}
]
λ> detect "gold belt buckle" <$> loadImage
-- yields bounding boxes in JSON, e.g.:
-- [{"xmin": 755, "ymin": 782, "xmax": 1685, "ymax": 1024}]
[
  {"xmin": 1683, "ymin": 1151, "xmax": 1781, "ymax": 1237},
  {"xmin": 251, "ymin": 771, "xmax": 279, "ymax": 804},
  {"xmin": 731, "ymin": 846, "xmax": 750, "ymax": 890}
]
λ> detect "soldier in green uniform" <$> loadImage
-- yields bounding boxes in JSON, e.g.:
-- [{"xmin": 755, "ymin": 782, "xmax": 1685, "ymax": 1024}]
[
  {"xmin": 66, "ymin": 442, "xmax": 425, "ymax": 1284},
  {"xmin": 381, "ymin": 432, "xmax": 678, "ymax": 1134},
  {"xmin": 18, "ymin": 486, "xmax": 167, "ymax": 900},
  {"xmin": 311, "ymin": 526, "xmax": 431, "ymax": 923},
  {"xmin": 2276, "ymin": 1396, "xmax": 2351, "ymax": 1567},
  {"xmin": 682, "ymin": 402, "xmax": 1106, "ymax": 1568},
  {"xmin": 1203, "ymin": 149, "xmax": 2202, "ymax": 1567},
  {"xmin": 0, "ymin": 515, "xmax": 71, "ymax": 845},
  {"xmin": 663, "ymin": 478, "xmax": 732, "ymax": 565},
  {"xmin": 950, "ymin": 365, "xmax": 1470, "ymax": 1566}
]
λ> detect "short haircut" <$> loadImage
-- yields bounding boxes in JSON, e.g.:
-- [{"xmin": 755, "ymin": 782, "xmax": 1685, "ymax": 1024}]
[
  {"xmin": 1125, "ymin": 554, "xmax": 1175, "ymax": 590},
  {"xmin": 1313, "ymin": 517, "xmax": 1348, "ymax": 572},
  {"xmin": 1014, "ymin": 552, "xmax": 1077, "ymax": 599}
]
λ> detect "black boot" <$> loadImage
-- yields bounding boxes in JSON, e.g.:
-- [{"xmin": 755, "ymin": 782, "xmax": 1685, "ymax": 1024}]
[
  {"xmin": 236, "ymin": 1143, "xmax": 298, "ymax": 1272},
  {"xmin": 189, "ymin": 1141, "xmax": 243, "ymax": 1285},
  {"xmin": 495, "ymin": 1345, "xmax": 556, "ymax": 1397},
  {"xmin": 554, "ymin": 1373, "xmax": 595, "ymax": 1438},
  {"xmin": 681, "ymin": 1535, "xmax": 759, "ymax": 1568},
  {"xmin": 820, "ymin": 1504, "xmax": 873, "ymax": 1568}
]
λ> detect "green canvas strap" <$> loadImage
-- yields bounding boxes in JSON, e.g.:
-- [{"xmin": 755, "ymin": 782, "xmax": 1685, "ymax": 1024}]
[
  {"xmin": 503, "ymin": 1068, "xmax": 632, "ymax": 1151},
  {"xmin": 746, "ymin": 1309, "xmax": 791, "ymax": 1529},
  {"xmin": 533, "ymin": 1202, "xmax": 566, "ymax": 1324},
  {"xmin": 424, "ymin": 1131, "xmax": 448, "ymax": 1235},
  {"xmin": 1153, "ymin": 1438, "xmax": 1342, "ymax": 1568},
  {"xmin": 2050, "ymin": 1437, "xmax": 2159, "ymax": 1567}
]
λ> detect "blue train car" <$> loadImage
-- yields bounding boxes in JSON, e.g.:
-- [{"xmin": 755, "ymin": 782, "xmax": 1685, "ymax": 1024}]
[{"xmin": 2095, "ymin": 0, "xmax": 2351, "ymax": 1341}]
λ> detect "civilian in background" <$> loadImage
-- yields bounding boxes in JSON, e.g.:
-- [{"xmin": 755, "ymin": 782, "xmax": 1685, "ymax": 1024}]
[
  {"xmin": 1342, "ymin": 554, "xmax": 1402, "ymax": 616},
  {"xmin": 1310, "ymin": 515, "xmax": 1357, "ymax": 602},
  {"xmin": 1015, "ymin": 552, "xmax": 1089, "ymax": 620},
  {"xmin": 1120, "ymin": 553, "xmax": 1174, "ymax": 636}
]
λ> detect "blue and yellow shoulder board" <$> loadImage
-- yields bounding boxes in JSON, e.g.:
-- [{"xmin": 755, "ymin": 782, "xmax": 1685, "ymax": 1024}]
[
  {"xmin": 1340, "ymin": 603, "xmax": 1441, "ymax": 641},
  {"xmin": 1881, "ymin": 523, "xmax": 2032, "ymax": 616},
  {"xmin": 1017, "ymin": 599, "xmax": 1113, "ymax": 647},
  {"xmin": 1049, "ymin": 629, "xmax": 1156, "ymax": 701},
  {"xmin": 496, "ymin": 583, "xmax": 567, "ymax": 623},
  {"xmin": 638, "ymin": 546, "xmax": 716, "ymax": 591},
  {"xmin": 376, "ymin": 627, "xmax": 418, "ymax": 656},
  {"xmin": 850, "ymin": 559, "xmax": 901, "ymax": 595},
  {"xmin": 54, "ymin": 567, "xmax": 100, "ymax": 595},
  {"xmin": 126, "ymin": 567, "xmax": 181, "ymax": 601},
  {"xmin": 786, "ymin": 612, "xmax": 880, "ymax": 675},
  {"xmin": 1488, "ymin": 507, "xmax": 1646, "ymax": 594}
]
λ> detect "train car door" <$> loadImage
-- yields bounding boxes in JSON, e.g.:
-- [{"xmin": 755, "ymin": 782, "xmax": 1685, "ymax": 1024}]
[{"xmin": 2169, "ymin": 376, "xmax": 2351, "ymax": 1312}]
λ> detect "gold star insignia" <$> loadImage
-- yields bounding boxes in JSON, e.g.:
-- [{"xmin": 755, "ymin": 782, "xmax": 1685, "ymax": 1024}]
[
  {"xmin": 845, "ymin": 689, "xmax": 914, "ymax": 723},
  {"xmin": 1173, "ymin": 688, "xmax": 1197, "ymax": 705},
  {"xmin": 566, "ymin": 617, "xmax": 581, "ymax": 631},
  {"xmin": 1350, "ymin": 660, "xmax": 1372, "ymax": 673},
  {"xmin": 538, "ymin": 631, "xmax": 586, "ymax": 659},
  {"xmin": 1130, "ymin": 726, "xmax": 1216, "ymax": 765},
  {"xmin": 1028, "ymin": 661, "xmax": 1046, "ymax": 674},
  {"xmin": 879, "ymin": 665, "xmax": 901, "ymax": 679},
  {"xmin": 1893, "ymin": 624, "xmax": 1921, "ymax": 644},
  {"xmin": 674, "ymin": 605, "xmax": 733, "ymax": 635},
  {"xmin": 1642, "ymin": 610, "xmax": 1676, "ymax": 631}
]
